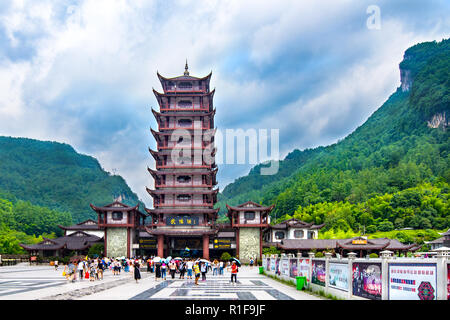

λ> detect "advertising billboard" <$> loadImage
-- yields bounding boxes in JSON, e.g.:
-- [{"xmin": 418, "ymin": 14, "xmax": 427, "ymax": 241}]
[
  {"xmin": 448, "ymin": 264, "xmax": 450, "ymax": 300},
  {"xmin": 298, "ymin": 259, "xmax": 310, "ymax": 280},
  {"xmin": 388, "ymin": 263, "xmax": 437, "ymax": 300},
  {"xmin": 312, "ymin": 260, "xmax": 326, "ymax": 286},
  {"xmin": 281, "ymin": 259, "xmax": 290, "ymax": 277},
  {"xmin": 352, "ymin": 262, "xmax": 382, "ymax": 300},
  {"xmin": 329, "ymin": 262, "xmax": 349, "ymax": 291},
  {"xmin": 270, "ymin": 258, "xmax": 276, "ymax": 271},
  {"xmin": 289, "ymin": 258, "xmax": 298, "ymax": 278},
  {"xmin": 275, "ymin": 258, "xmax": 280, "ymax": 275}
]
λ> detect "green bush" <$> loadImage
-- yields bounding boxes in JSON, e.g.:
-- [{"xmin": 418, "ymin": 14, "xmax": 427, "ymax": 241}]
[
  {"xmin": 315, "ymin": 252, "xmax": 324, "ymax": 258},
  {"xmin": 220, "ymin": 252, "xmax": 231, "ymax": 261},
  {"xmin": 369, "ymin": 253, "xmax": 378, "ymax": 258}
]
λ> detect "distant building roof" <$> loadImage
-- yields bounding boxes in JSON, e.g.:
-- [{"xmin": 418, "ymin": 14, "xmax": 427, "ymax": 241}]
[
  {"xmin": 58, "ymin": 219, "xmax": 100, "ymax": 231},
  {"xmin": 267, "ymin": 237, "xmax": 418, "ymax": 251},
  {"xmin": 270, "ymin": 218, "xmax": 324, "ymax": 230},
  {"xmin": 20, "ymin": 231, "xmax": 102, "ymax": 252},
  {"xmin": 226, "ymin": 201, "xmax": 274, "ymax": 212},
  {"xmin": 90, "ymin": 200, "xmax": 147, "ymax": 217},
  {"xmin": 278, "ymin": 239, "xmax": 338, "ymax": 250}
]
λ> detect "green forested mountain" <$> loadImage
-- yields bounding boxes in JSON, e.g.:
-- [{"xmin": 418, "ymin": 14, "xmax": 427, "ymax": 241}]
[
  {"xmin": 217, "ymin": 38, "xmax": 450, "ymax": 232},
  {"xmin": 0, "ymin": 137, "xmax": 140, "ymax": 223}
]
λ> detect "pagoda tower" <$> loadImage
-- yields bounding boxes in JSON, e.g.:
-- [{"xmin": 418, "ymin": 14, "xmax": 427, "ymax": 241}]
[{"xmin": 145, "ymin": 62, "xmax": 219, "ymax": 260}]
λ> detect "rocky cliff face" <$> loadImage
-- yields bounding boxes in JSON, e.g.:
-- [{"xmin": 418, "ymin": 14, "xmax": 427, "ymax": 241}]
[
  {"xmin": 427, "ymin": 112, "xmax": 448, "ymax": 130},
  {"xmin": 400, "ymin": 67, "xmax": 412, "ymax": 92}
]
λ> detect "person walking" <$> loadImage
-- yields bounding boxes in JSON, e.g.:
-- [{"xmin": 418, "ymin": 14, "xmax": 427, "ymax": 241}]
[
  {"xmin": 212, "ymin": 260, "xmax": 218, "ymax": 276},
  {"xmin": 89, "ymin": 261, "xmax": 96, "ymax": 282},
  {"xmin": 77, "ymin": 260, "xmax": 84, "ymax": 281},
  {"xmin": 161, "ymin": 261, "xmax": 167, "ymax": 280},
  {"xmin": 249, "ymin": 258, "xmax": 254, "ymax": 269},
  {"xmin": 230, "ymin": 261, "xmax": 238, "ymax": 285},
  {"xmin": 186, "ymin": 259, "xmax": 193, "ymax": 280},
  {"xmin": 67, "ymin": 261, "xmax": 76, "ymax": 282},
  {"xmin": 155, "ymin": 261, "xmax": 161, "ymax": 281},
  {"xmin": 169, "ymin": 260, "xmax": 177, "ymax": 279},
  {"xmin": 134, "ymin": 260, "xmax": 141, "ymax": 283},
  {"xmin": 200, "ymin": 262, "xmax": 207, "ymax": 281},
  {"xmin": 219, "ymin": 260, "xmax": 224, "ymax": 275},
  {"xmin": 98, "ymin": 259, "xmax": 104, "ymax": 280},
  {"xmin": 147, "ymin": 258, "xmax": 153, "ymax": 272},
  {"xmin": 193, "ymin": 261, "xmax": 201, "ymax": 286},
  {"xmin": 54, "ymin": 260, "xmax": 59, "ymax": 271},
  {"xmin": 179, "ymin": 260, "xmax": 186, "ymax": 279}
]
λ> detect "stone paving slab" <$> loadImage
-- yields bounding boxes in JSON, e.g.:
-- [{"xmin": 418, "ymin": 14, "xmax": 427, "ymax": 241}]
[{"xmin": 0, "ymin": 265, "xmax": 322, "ymax": 300}]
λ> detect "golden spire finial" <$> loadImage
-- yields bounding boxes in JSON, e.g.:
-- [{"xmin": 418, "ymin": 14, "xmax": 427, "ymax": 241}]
[{"xmin": 184, "ymin": 59, "xmax": 189, "ymax": 76}]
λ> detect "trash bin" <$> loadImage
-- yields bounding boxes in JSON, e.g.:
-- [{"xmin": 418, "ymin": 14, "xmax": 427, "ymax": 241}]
[
  {"xmin": 259, "ymin": 266, "xmax": 264, "ymax": 274},
  {"xmin": 296, "ymin": 276, "xmax": 306, "ymax": 290}
]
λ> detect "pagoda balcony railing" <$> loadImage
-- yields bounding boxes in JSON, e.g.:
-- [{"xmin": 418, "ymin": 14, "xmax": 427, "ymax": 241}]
[
  {"xmin": 156, "ymin": 163, "xmax": 213, "ymax": 169},
  {"xmin": 155, "ymin": 183, "xmax": 213, "ymax": 188},
  {"xmin": 159, "ymin": 125, "xmax": 211, "ymax": 130},
  {"xmin": 155, "ymin": 203, "xmax": 214, "ymax": 207},
  {"xmin": 157, "ymin": 143, "xmax": 212, "ymax": 150},
  {"xmin": 160, "ymin": 105, "xmax": 210, "ymax": 112},
  {"xmin": 165, "ymin": 86, "xmax": 206, "ymax": 93}
]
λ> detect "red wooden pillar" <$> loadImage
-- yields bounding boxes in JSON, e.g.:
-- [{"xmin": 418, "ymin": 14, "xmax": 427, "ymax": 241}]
[
  {"xmin": 127, "ymin": 227, "xmax": 130, "ymax": 258},
  {"xmin": 203, "ymin": 234, "xmax": 209, "ymax": 260},
  {"xmin": 157, "ymin": 234, "xmax": 164, "ymax": 257}
]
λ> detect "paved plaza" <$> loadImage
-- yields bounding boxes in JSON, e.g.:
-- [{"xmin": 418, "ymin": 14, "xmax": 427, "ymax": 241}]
[{"xmin": 0, "ymin": 263, "xmax": 322, "ymax": 300}]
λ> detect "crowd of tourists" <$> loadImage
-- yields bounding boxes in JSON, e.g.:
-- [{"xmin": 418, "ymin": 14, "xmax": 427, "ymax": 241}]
[
  {"xmin": 59, "ymin": 256, "xmax": 252, "ymax": 285},
  {"xmin": 146, "ymin": 257, "xmax": 245, "ymax": 285},
  {"xmin": 62, "ymin": 257, "xmax": 142, "ymax": 283}
]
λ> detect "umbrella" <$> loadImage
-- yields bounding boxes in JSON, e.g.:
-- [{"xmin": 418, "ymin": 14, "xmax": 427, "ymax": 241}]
[
  {"xmin": 198, "ymin": 259, "xmax": 210, "ymax": 263},
  {"xmin": 230, "ymin": 257, "xmax": 241, "ymax": 267},
  {"xmin": 174, "ymin": 257, "xmax": 183, "ymax": 260},
  {"xmin": 166, "ymin": 256, "xmax": 172, "ymax": 262},
  {"xmin": 153, "ymin": 256, "xmax": 161, "ymax": 263}
]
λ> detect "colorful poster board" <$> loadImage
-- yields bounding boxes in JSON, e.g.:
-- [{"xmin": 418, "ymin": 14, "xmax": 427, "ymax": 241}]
[
  {"xmin": 298, "ymin": 259, "xmax": 310, "ymax": 280},
  {"xmin": 289, "ymin": 259, "xmax": 298, "ymax": 278},
  {"xmin": 388, "ymin": 263, "xmax": 437, "ymax": 300},
  {"xmin": 270, "ymin": 258, "xmax": 276, "ymax": 271},
  {"xmin": 275, "ymin": 258, "xmax": 280, "ymax": 275},
  {"xmin": 312, "ymin": 260, "xmax": 326, "ymax": 286},
  {"xmin": 352, "ymin": 262, "xmax": 382, "ymax": 300},
  {"xmin": 329, "ymin": 262, "xmax": 349, "ymax": 291},
  {"xmin": 281, "ymin": 259, "xmax": 290, "ymax": 277},
  {"xmin": 447, "ymin": 264, "xmax": 450, "ymax": 300}
]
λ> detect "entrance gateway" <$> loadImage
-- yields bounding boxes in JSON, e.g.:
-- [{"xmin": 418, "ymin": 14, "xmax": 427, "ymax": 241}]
[{"xmin": 89, "ymin": 64, "xmax": 274, "ymax": 262}]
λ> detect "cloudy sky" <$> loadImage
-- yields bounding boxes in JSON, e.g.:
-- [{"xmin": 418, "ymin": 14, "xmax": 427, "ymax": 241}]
[{"xmin": 0, "ymin": 0, "xmax": 449, "ymax": 207}]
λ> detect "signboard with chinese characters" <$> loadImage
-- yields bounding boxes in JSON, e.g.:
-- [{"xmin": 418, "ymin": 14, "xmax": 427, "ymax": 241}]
[
  {"xmin": 352, "ymin": 239, "xmax": 367, "ymax": 245},
  {"xmin": 166, "ymin": 215, "xmax": 199, "ymax": 226},
  {"xmin": 213, "ymin": 239, "xmax": 232, "ymax": 249},
  {"xmin": 352, "ymin": 262, "xmax": 382, "ymax": 300},
  {"xmin": 388, "ymin": 263, "xmax": 437, "ymax": 300},
  {"xmin": 329, "ymin": 262, "xmax": 349, "ymax": 291},
  {"xmin": 139, "ymin": 238, "xmax": 157, "ymax": 249}
]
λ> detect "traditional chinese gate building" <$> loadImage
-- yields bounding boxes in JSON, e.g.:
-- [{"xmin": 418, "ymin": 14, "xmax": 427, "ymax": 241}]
[{"xmin": 144, "ymin": 62, "xmax": 219, "ymax": 260}]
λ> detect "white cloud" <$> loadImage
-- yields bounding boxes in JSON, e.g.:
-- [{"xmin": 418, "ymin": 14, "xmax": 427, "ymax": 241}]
[{"xmin": 0, "ymin": 0, "xmax": 448, "ymax": 207}]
